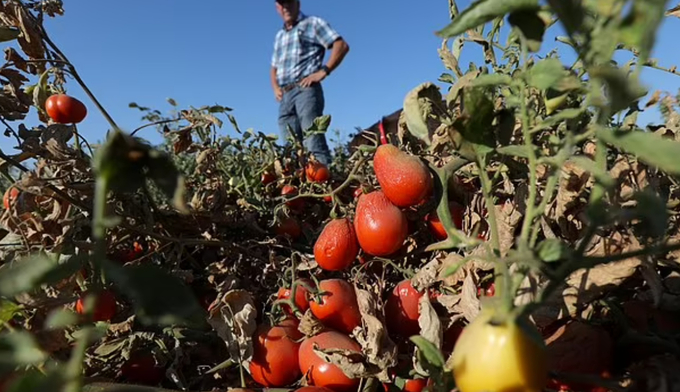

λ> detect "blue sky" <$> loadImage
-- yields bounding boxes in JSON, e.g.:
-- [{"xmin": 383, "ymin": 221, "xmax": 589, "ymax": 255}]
[{"xmin": 3, "ymin": 0, "xmax": 680, "ymax": 154}]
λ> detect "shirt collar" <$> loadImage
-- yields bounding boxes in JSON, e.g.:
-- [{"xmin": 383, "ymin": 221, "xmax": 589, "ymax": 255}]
[{"xmin": 282, "ymin": 11, "xmax": 306, "ymax": 31}]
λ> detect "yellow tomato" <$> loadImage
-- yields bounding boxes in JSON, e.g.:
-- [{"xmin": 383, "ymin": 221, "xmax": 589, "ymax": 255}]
[{"xmin": 449, "ymin": 308, "xmax": 548, "ymax": 392}]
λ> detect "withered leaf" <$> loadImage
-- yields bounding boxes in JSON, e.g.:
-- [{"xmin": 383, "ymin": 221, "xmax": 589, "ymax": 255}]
[
  {"xmin": 352, "ymin": 285, "xmax": 398, "ymax": 382},
  {"xmin": 411, "ymin": 258, "xmax": 441, "ymax": 292},
  {"xmin": 0, "ymin": 2, "xmax": 46, "ymax": 70},
  {"xmin": 298, "ymin": 308, "xmax": 326, "ymax": 337},
  {"xmin": 494, "ymin": 199, "xmax": 523, "ymax": 257},
  {"xmin": 563, "ymin": 232, "xmax": 642, "ymax": 316},
  {"xmin": 554, "ymin": 160, "xmax": 593, "ymax": 219},
  {"xmin": 207, "ymin": 289, "xmax": 257, "ymax": 367},
  {"xmin": 417, "ymin": 294, "xmax": 442, "ymax": 349},
  {"xmin": 455, "ymin": 272, "xmax": 481, "ymax": 323},
  {"xmin": 312, "ymin": 344, "xmax": 372, "ymax": 380},
  {"xmin": 437, "ymin": 252, "xmax": 467, "ymax": 286}
]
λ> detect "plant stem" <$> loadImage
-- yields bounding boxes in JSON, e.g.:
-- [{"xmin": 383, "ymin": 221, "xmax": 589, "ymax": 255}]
[{"xmin": 92, "ymin": 176, "xmax": 109, "ymax": 286}]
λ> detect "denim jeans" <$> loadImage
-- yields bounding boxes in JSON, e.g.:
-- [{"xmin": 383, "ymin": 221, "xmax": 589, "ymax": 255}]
[{"xmin": 277, "ymin": 82, "xmax": 332, "ymax": 165}]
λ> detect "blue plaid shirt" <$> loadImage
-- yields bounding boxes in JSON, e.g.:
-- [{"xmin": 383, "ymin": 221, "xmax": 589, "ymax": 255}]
[{"xmin": 271, "ymin": 12, "xmax": 341, "ymax": 87}]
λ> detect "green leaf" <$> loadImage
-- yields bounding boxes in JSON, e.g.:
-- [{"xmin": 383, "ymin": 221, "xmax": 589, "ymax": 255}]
[
  {"xmin": 0, "ymin": 300, "xmax": 21, "ymax": 324},
  {"xmin": 631, "ymin": 188, "xmax": 669, "ymax": 239},
  {"xmin": 569, "ymin": 156, "xmax": 615, "ymax": 188},
  {"xmin": 546, "ymin": 0, "xmax": 586, "ymax": 37},
  {"xmin": 589, "ymin": 65, "xmax": 647, "ymax": 115},
  {"xmin": 536, "ymin": 238, "xmax": 573, "ymax": 263},
  {"xmin": 0, "ymin": 331, "xmax": 47, "ymax": 372},
  {"xmin": 455, "ymin": 86, "xmax": 496, "ymax": 156},
  {"xmin": 527, "ymin": 58, "xmax": 567, "ymax": 90},
  {"xmin": 410, "ymin": 336, "xmax": 445, "ymax": 368},
  {"xmin": 596, "ymin": 126, "xmax": 680, "ymax": 176},
  {"xmin": 497, "ymin": 145, "xmax": 531, "ymax": 158},
  {"xmin": 305, "ymin": 114, "xmax": 331, "ymax": 136},
  {"xmin": 44, "ymin": 308, "xmax": 79, "ymax": 330},
  {"xmin": 0, "ymin": 254, "xmax": 84, "ymax": 297},
  {"xmin": 619, "ymin": 0, "xmax": 668, "ymax": 66},
  {"xmin": 470, "ymin": 73, "xmax": 512, "ymax": 87},
  {"xmin": 403, "ymin": 82, "xmax": 444, "ymax": 146},
  {"xmin": 507, "ymin": 9, "xmax": 548, "ymax": 52},
  {"xmin": 436, "ymin": 0, "xmax": 539, "ymax": 39},
  {"xmin": 103, "ymin": 261, "xmax": 206, "ymax": 328},
  {"xmin": 146, "ymin": 150, "xmax": 187, "ymax": 213}
]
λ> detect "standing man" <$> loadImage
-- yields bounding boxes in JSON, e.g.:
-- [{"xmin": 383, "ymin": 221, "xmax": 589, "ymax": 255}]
[{"xmin": 270, "ymin": 0, "xmax": 349, "ymax": 166}]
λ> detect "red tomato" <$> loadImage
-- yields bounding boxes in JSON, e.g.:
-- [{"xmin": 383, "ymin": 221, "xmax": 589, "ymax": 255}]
[
  {"xmin": 2, "ymin": 187, "xmax": 19, "ymax": 209},
  {"xmin": 384, "ymin": 280, "xmax": 424, "ymax": 339},
  {"xmin": 275, "ymin": 216, "xmax": 301, "ymax": 239},
  {"xmin": 277, "ymin": 278, "xmax": 315, "ymax": 317},
  {"xmin": 353, "ymin": 187, "xmax": 363, "ymax": 199},
  {"xmin": 306, "ymin": 162, "xmax": 330, "ymax": 183},
  {"xmin": 282, "ymin": 185, "xmax": 305, "ymax": 210},
  {"xmin": 353, "ymin": 190, "xmax": 408, "ymax": 256},
  {"xmin": 121, "ymin": 351, "xmax": 165, "ymax": 385},
  {"xmin": 383, "ymin": 378, "xmax": 428, "ymax": 392},
  {"xmin": 298, "ymin": 331, "xmax": 361, "ymax": 392},
  {"xmin": 45, "ymin": 94, "xmax": 87, "ymax": 124},
  {"xmin": 262, "ymin": 172, "xmax": 277, "ymax": 185},
  {"xmin": 250, "ymin": 318, "xmax": 303, "ymax": 387},
  {"xmin": 314, "ymin": 218, "xmax": 359, "ymax": 271},
  {"xmin": 373, "ymin": 144, "xmax": 433, "ymax": 208},
  {"xmin": 75, "ymin": 290, "xmax": 117, "ymax": 322},
  {"xmin": 309, "ymin": 279, "xmax": 362, "ymax": 334},
  {"xmin": 294, "ymin": 387, "xmax": 335, "ymax": 392},
  {"xmin": 426, "ymin": 201, "xmax": 465, "ymax": 240}
]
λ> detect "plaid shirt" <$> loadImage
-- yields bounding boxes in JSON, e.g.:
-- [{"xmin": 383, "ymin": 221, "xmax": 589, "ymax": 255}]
[{"xmin": 271, "ymin": 12, "xmax": 340, "ymax": 87}]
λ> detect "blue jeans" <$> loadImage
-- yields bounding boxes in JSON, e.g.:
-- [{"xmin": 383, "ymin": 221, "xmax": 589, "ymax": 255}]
[{"xmin": 277, "ymin": 82, "xmax": 332, "ymax": 165}]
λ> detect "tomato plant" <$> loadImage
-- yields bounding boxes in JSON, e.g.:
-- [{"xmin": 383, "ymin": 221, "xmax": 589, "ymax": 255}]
[
  {"xmin": 313, "ymin": 217, "xmax": 359, "ymax": 271},
  {"xmin": 44, "ymin": 93, "xmax": 87, "ymax": 124},
  {"xmin": 298, "ymin": 331, "xmax": 361, "ymax": 392},
  {"xmin": 449, "ymin": 309, "xmax": 548, "ymax": 392},
  {"xmin": 277, "ymin": 278, "xmax": 314, "ymax": 317},
  {"xmin": 120, "ymin": 351, "xmax": 165, "ymax": 385},
  {"xmin": 75, "ymin": 290, "xmax": 117, "ymax": 322},
  {"xmin": 249, "ymin": 318, "xmax": 302, "ymax": 387},
  {"xmin": 306, "ymin": 161, "xmax": 330, "ymax": 182},
  {"xmin": 281, "ymin": 184, "xmax": 305, "ymax": 210},
  {"xmin": 425, "ymin": 201, "xmax": 465, "ymax": 240},
  {"xmin": 384, "ymin": 279, "xmax": 424, "ymax": 339},
  {"xmin": 309, "ymin": 279, "xmax": 362, "ymax": 334},
  {"xmin": 354, "ymin": 190, "xmax": 408, "ymax": 256}
]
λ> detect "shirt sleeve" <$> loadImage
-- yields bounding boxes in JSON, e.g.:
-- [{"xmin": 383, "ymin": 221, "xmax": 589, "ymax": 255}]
[{"xmin": 311, "ymin": 17, "xmax": 341, "ymax": 49}]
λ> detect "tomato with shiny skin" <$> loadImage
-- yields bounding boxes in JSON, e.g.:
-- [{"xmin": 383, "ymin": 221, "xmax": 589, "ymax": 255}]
[
  {"xmin": 306, "ymin": 161, "xmax": 330, "ymax": 183},
  {"xmin": 75, "ymin": 290, "xmax": 117, "ymax": 322},
  {"xmin": 250, "ymin": 318, "xmax": 303, "ymax": 387},
  {"xmin": 282, "ymin": 185, "xmax": 305, "ymax": 210},
  {"xmin": 383, "ymin": 378, "xmax": 428, "ymax": 392},
  {"xmin": 314, "ymin": 218, "xmax": 359, "ymax": 271},
  {"xmin": 294, "ymin": 387, "xmax": 335, "ymax": 392},
  {"xmin": 384, "ymin": 280, "xmax": 424, "ymax": 338},
  {"xmin": 309, "ymin": 279, "xmax": 362, "ymax": 334},
  {"xmin": 45, "ymin": 94, "xmax": 87, "ymax": 124},
  {"xmin": 277, "ymin": 278, "xmax": 315, "ymax": 317},
  {"xmin": 450, "ymin": 309, "xmax": 548, "ymax": 392},
  {"xmin": 275, "ymin": 216, "xmax": 301, "ymax": 239},
  {"xmin": 426, "ymin": 201, "xmax": 465, "ymax": 240},
  {"xmin": 262, "ymin": 172, "xmax": 277, "ymax": 185},
  {"xmin": 298, "ymin": 331, "xmax": 361, "ymax": 392},
  {"xmin": 354, "ymin": 190, "xmax": 408, "ymax": 256}
]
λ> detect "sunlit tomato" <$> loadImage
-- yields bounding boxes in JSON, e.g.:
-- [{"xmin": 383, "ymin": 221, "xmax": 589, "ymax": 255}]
[
  {"xmin": 121, "ymin": 351, "xmax": 165, "ymax": 385},
  {"xmin": 353, "ymin": 187, "xmax": 363, "ymax": 199},
  {"xmin": 306, "ymin": 162, "xmax": 330, "ymax": 183},
  {"xmin": 450, "ymin": 309, "xmax": 548, "ymax": 392},
  {"xmin": 282, "ymin": 185, "xmax": 305, "ymax": 210},
  {"xmin": 3, "ymin": 186, "xmax": 19, "ymax": 209},
  {"xmin": 477, "ymin": 281, "xmax": 495, "ymax": 298},
  {"xmin": 426, "ymin": 201, "xmax": 465, "ymax": 240},
  {"xmin": 262, "ymin": 172, "xmax": 277, "ymax": 185},
  {"xmin": 323, "ymin": 195, "xmax": 333, "ymax": 203},
  {"xmin": 75, "ymin": 290, "xmax": 117, "ymax": 322},
  {"xmin": 354, "ymin": 190, "xmax": 408, "ymax": 256},
  {"xmin": 277, "ymin": 278, "xmax": 315, "ymax": 317},
  {"xmin": 294, "ymin": 387, "xmax": 335, "ymax": 392},
  {"xmin": 383, "ymin": 378, "xmax": 428, "ymax": 392},
  {"xmin": 45, "ymin": 94, "xmax": 87, "ymax": 124},
  {"xmin": 309, "ymin": 279, "xmax": 362, "ymax": 334},
  {"xmin": 275, "ymin": 216, "xmax": 301, "ymax": 239},
  {"xmin": 373, "ymin": 144, "xmax": 433, "ymax": 208},
  {"xmin": 384, "ymin": 280, "xmax": 424, "ymax": 339},
  {"xmin": 298, "ymin": 331, "xmax": 361, "ymax": 392},
  {"xmin": 314, "ymin": 218, "xmax": 359, "ymax": 271},
  {"xmin": 250, "ymin": 318, "xmax": 303, "ymax": 387}
]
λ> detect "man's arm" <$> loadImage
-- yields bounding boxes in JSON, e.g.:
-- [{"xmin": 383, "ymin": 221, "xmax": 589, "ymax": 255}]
[
  {"xmin": 271, "ymin": 66, "xmax": 282, "ymax": 101},
  {"xmin": 324, "ymin": 38, "xmax": 350, "ymax": 75}
]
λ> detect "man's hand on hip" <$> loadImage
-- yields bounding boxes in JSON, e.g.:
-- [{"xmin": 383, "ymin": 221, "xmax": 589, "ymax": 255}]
[
  {"xmin": 274, "ymin": 86, "xmax": 283, "ymax": 101},
  {"xmin": 299, "ymin": 70, "xmax": 327, "ymax": 88}
]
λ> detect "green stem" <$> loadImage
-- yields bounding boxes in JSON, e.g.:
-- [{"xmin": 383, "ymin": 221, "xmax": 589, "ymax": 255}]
[
  {"xmin": 92, "ymin": 176, "xmax": 109, "ymax": 286},
  {"xmin": 64, "ymin": 326, "xmax": 93, "ymax": 392}
]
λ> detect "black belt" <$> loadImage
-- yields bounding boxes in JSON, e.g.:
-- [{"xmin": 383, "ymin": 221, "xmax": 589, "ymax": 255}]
[{"xmin": 281, "ymin": 83, "xmax": 298, "ymax": 93}]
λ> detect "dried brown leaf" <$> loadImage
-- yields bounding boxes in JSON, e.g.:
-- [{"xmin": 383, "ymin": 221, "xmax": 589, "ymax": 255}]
[
  {"xmin": 411, "ymin": 258, "xmax": 441, "ymax": 292},
  {"xmin": 555, "ymin": 160, "xmax": 592, "ymax": 219},
  {"xmin": 494, "ymin": 199, "xmax": 523, "ymax": 257},
  {"xmin": 298, "ymin": 309, "xmax": 326, "ymax": 337},
  {"xmin": 206, "ymin": 289, "xmax": 257, "ymax": 367},
  {"xmin": 312, "ymin": 344, "xmax": 372, "ymax": 380},
  {"xmin": 667, "ymin": 3, "xmax": 680, "ymax": 18},
  {"xmin": 646, "ymin": 90, "xmax": 662, "ymax": 108},
  {"xmin": 417, "ymin": 294, "xmax": 442, "ymax": 349},
  {"xmin": 0, "ymin": 2, "xmax": 46, "ymax": 70},
  {"xmin": 352, "ymin": 285, "xmax": 398, "ymax": 382},
  {"xmin": 455, "ymin": 272, "xmax": 481, "ymax": 323},
  {"xmin": 437, "ymin": 252, "xmax": 467, "ymax": 286},
  {"xmin": 563, "ymin": 232, "xmax": 642, "ymax": 316}
]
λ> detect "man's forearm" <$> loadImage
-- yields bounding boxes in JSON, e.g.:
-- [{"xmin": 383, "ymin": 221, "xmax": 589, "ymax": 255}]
[
  {"xmin": 270, "ymin": 66, "xmax": 279, "ymax": 89},
  {"xmin": 325, "ymin": 39, "xmax": 349, "ymax": 73}
]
